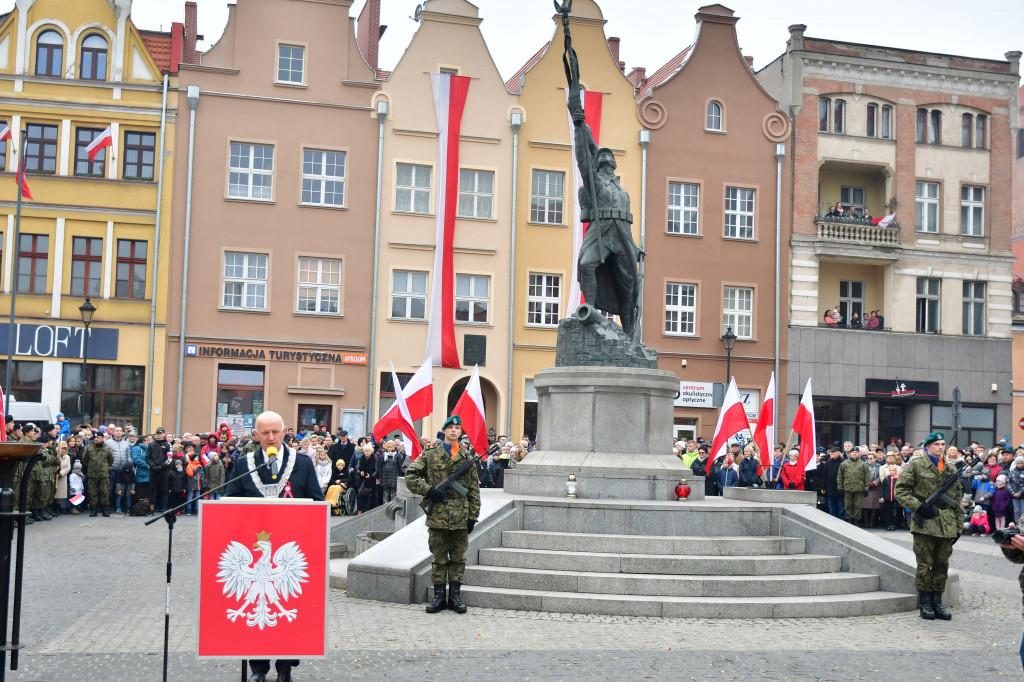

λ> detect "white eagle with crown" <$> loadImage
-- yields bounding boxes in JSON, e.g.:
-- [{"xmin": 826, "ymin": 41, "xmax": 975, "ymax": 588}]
[{"xmin": 217, "ymin": 530, "xmax": 309, "ymax": 630}]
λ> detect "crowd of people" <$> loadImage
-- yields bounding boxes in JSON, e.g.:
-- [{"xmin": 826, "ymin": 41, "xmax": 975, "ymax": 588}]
[{"xmin": 673, "ymin": 436, "xmax": 1021, "ymax": 535}]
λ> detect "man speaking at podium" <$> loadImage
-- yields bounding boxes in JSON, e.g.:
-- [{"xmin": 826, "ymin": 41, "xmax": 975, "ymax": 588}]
[{"xmin": 225, "ymin": 410, "xmax": 323, "ymax": 682}]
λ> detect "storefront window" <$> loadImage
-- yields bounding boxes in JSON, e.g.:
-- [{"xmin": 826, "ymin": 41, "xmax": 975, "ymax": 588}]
[
  {"xmin": 931, "ymin": 404, "xmax": 994, "ymax": 449},
  {"xmin": 60, "ymin": 363, "xmax": 144, "ymax": 427},
  {"xmin": 216, "ymin": 364, "xmax": 264, "ymax": 435},
  {"xmin": 814, "ymin": 399, "xmax": 868, "ymax": 447},
  {"xmin": 674, "ymin": 418, "xmax": 698, "ymax": 442},
  {"xmin": 0, "ymin": 360, "xmax": 43, "ymax": 403}
]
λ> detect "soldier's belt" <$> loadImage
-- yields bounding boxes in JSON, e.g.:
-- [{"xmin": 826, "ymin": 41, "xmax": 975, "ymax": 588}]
[{"xmin": 596, "ymin": 208, "xmax": 633, "ymax": 223}]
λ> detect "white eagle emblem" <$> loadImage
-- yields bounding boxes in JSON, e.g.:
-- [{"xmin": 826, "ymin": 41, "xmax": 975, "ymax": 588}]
[{"xmin": 217, "ymin": 531, "xmax": 309, "ymax": 630}]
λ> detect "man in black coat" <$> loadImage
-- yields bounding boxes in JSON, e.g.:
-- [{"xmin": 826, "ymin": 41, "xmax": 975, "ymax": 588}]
[
  {"xmin": 145, "ymin": 427, "xmax": 172, "ymax": 515},
  {"xmin": 329, "ymin": 430, "xmax": 355, "ymax": 475},
  {"xmin": 224, "ymin": 411, "xmax": 322, "ymax": 682},
  {"xmin": 819, "ymin": 446, "xmax": 845, "ymax": 519},
  {"xmin": 690, "ymin": 446, "xmax": 716, "ymax": 497}
]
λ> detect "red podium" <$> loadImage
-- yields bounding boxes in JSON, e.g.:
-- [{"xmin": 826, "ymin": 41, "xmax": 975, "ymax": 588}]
[{"xmin": 197, "ymin": 499, "xmax": 329, "ymax": 659}]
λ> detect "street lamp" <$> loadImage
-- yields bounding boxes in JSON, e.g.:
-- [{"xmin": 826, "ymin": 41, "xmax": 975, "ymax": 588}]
[
  {"xmin": 721, "ymin": 325, "xmax": 737, "ymax": 383},
  {"xmin": 79, "ymin": 297, "xmax": 96, "ymax": 422}
]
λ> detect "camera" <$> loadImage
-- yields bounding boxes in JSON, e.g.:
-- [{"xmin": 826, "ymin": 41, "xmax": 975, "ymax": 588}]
[{"xmin": 992, "ymin": 527, "xmax": 1024, "ymax": 544}]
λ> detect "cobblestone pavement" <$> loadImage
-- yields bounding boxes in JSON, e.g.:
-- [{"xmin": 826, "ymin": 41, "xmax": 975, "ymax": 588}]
[{"xmin": 5, "ymin": 514, "xmax": 1024, "ymax": 680}]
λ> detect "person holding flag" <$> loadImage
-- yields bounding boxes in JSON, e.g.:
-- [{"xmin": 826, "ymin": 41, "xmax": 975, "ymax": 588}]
[{"xmin": 706, "ymin": 378, "xmax": 752, "ymax": 476}]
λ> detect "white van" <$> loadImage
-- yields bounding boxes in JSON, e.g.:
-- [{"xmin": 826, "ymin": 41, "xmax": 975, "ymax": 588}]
[{"xmin": 7, "ymin": 399, "xmax": 54, "ymax": 425}]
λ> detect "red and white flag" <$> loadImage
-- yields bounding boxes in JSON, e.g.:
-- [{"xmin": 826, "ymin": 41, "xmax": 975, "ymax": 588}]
[
  {"xmin": 424, "ymin": 73, "xmax": 470, "ymax": 369},
  {"xmin": 706, "ymin": 378, "xmax": 752, "ymax": 474},
  {"xmin": 452, "ymin": 365, "xmax": 487, "ymax": 458},
  {"xmin": 566, "ymin": 89, "xmax": 604, "ymax": 310},
  {"xmin": 372, "ymin": 363, "xmax": 424, "ymax": 459},
  {"xmin": 14, "ymin": 160, "xmax": 31, "ymax": 200},
  {"xmin": 400, "ymin": 358, "xmax": 434, "ymax": 421},
  {"xmin": 0, "ymin": 384, "xmax": 6, "ymax": 442},
  {"xmin": 85, "ymin": 125, "xmax": 113, "ymax": 162},
  {"xmin": 792, "ymin": 378, "xmax": 817, "ymax": 472},
  {"xmin": 69, "ymin": 493, "xmax": 85, "ymax": 507},
  {"xmin": 0, "ymin": 123, "xmax": 10, "ymax": 142},
  {"xmin": 752, "ymin": 372, "xmax": 775, "ymax": 472},
  {"xmin": 871, "ymin": 213, "xmax": 896, "ymax": 228}
]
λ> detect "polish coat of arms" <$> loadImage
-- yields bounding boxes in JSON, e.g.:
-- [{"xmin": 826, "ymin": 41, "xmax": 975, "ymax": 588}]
[{"xmin": 217, "ymin": 531, "xmax": 309, "ymax": 630}]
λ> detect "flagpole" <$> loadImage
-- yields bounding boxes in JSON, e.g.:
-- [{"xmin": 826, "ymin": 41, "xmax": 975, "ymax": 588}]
[
  {"xmin": 4, "ymin": 131, "xmax": 28, "ymax": 418},
  {"xmin": 776, "ymin": 429, "xmax": 796, "ymax": 483}
]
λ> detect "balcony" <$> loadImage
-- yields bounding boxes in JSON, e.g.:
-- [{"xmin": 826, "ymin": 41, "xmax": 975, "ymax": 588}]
[{"xmin": 815, "ymin": 217, "xmax": 900, "ymax": 246}]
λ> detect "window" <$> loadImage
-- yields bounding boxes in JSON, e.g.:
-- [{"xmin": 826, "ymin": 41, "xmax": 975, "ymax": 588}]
[
  {"xmin": 228, "ymin": 142, "xmax": 273, "ymax": 199},
  {"xmin": 395, "ymin": 163, "xmax": 431, "ymax": 214},
  {"xmin": 665, "ymin": 283, "xmax": 696, "ymax": 335},
  {"xmin": 74, "ymin": 127, "xmax": 106, "ymax": 176},
  {"xmin": 277, "ymin": 44, "xmax": 305, "ymax": 84},
  {"xmin": 932, "ymin": 404, "xmax": 994, "ymax": 449},
  {"xmin": 455, "ymin": 274, "xmax": 489, "ymax": 324},
  {"xmin": 881, "ymin": 105, "xmax": 892, "ymax": 139},
  {"xmin": 24, "ymin": 123, "xmax": 57, "ymax": 174},
  {"xmin": 840, "ymin": 186, "xmax": 866, "ymax": 212},
  {"xmin": 929, "ymin": 110, "xmax": 941, "ymax": 144},
  {"xmin": 0, "ymin": 120, "xmax": 7, "ymax": 170},
  {"xmin": 16, "ymin": 234, "xmax": 48, "ymax": 293},
  {"xmin": 916, "ymin": 108, "xmax": 926, "ymax": 143},
  {"xmin": 838, "ymin": 280, "xmax": 863, "ymax": 325},
  {"xmin": 123, "ymin": 131, "xmax": 156, "ymax": 180},
  {"xmin": 961, "ymin": 186, "xmax": 985, "ymax": 236},
  {"xmin": 963, "ymin": 281, "xmax": 985, "ymax": 336},
  {"xmin": 1019, "ymin": 130, "xmax": 1024, "ymax": 158},
  {"xmin": 724, "ymin": 187, "xmax": 754, "ymax": 239},
  {"xmin": 391, "ymin": 270, "xmax": 428, "ymax": 320},
  {"xmin": 833, "ymin": 99, "xmax": 845, "ymax": 134},
  {"xmin": 222, "ymin": 252, "xmax": 268, "ymax": 310},
  {"xmin": 723, "ymin": 286, "xmax": 753, "ymax": 339},
  {"xmin": 115, "ymin": 239, "xmax": 147, "ymax": 299},
  {"xmin": 70, "ymin": 236, "xmax": 102, "ymax": 296},
  {"xmin": 457, "ymin": 169, "xmax": 494, "ymax": 219},
  {"xmin": 297, "ymin": 257, "xmax": 341, "ymax": 314},
  {"xmin": 35, "ymin": 29, "xmax": 63, "ymax": 77},
  {"xmin": 214, "ymin": 365, "xmax": 264, "ymax": 433},
  {"xmin": 706, "ymin": 100, "xmax": 723, "ymax": 131},
  {"xmin": 975, "ymin": 114, "xmax": 987, "ymax": 149},
  {"xmin": 915, "ymin": 181, "xmax": 939, "ymax": 233},
  {"xmin": 79, "ymin": 34, "xmax": 107, "ymax": 81},
  {"xmin": 818, "ymin": 98, "xmax": 829, "ymax": 133},
  {"xmin": 866, "ymin": 104, "xmax": 877, "ymax": 138},
  {"xmin": 0, "ymin": 361, "xmax": 43, "ymax": 403},
  {"xmin": 527, "ymin": 273, "xmax": 561, "ymax": 327},
  {"xmin": 916, "ymin": 278, "xmax": 940, "ymax": 333},
  {"xmin": 301, "ymin": 149, "xmax": 345, "ymax": 207},
  {"xmin": 530, "ymin": 170, "xmax": 564, "ymax": 224},
  {"xmin": 667, "ymin": 182, "xmax": 699, "ymax": 235},
  {"xmin": 961, "ymin": 113, "xmax": 973, "ymax": 147}
]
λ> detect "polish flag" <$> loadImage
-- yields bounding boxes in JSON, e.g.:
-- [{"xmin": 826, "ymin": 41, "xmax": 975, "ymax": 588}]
[
  {"xmin": 706, "ymin": 378, "xmax": 752, "ymax": 475},
  {"xmin": 452, "ymin": 365, "xmax": 487, "ymax": 458},
  {"xmin": 0, "ymin": 384, "xmax": 6, "ymax": 442},
  {"xmin": 871, "ymin": 213, "xmax": 896, "ymax": 228},
  {"xmin": 752, "ymin": 372, "xmax": 775, "ymax": 474},
  {"xmin": 0, "ymin": 124, "xmax": 10, "ymax": 142},
  {"xmin": 85, "ymin": 125, "xmax": 113, "ymax": 162},
  {"xmin": 69, "ymin": 493, "xmax": 85, "ymax": 507},
  {"xmin": 401, "ymin": 358, "xmax": 434, "ymax": 421},
  {"xmin": 424, "ymin": 73, "xmax": 470, "ymax": 369},
  {"xmin": 15, "ymin": 161, "xmax": 31, "ymax": 201},
  {"xmin": 566, "ymin": 89, "xmax": 604, "ymax": 310},
  {"xmin": 792, "ymin": 378, "xmax": 817, "ymax": 472},
  {"xmin": 372, "ymin": 364, "xmax": 423, "ymax": 459}
]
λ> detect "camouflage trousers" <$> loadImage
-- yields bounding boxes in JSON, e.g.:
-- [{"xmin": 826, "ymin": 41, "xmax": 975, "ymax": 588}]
[
  {"xmin": 428, "ymin": 528, "xmax": 469, "ymax": 584},
  {"xmin": 28, "ymin": 469, "xmax": 54, "ymax": 510},
  {"xmin": 88, "ymin": 475, "xmax": 108, "ymax": 511},
  {"xmin": 912, "ymin": 532, "xmax": 954, "ymax": 592},
  {"xmin": 844, "ymin": 491, "xmax": 864, "ymax": 522}
]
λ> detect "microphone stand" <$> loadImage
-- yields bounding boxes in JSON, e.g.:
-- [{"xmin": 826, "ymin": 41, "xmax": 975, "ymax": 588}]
[{"xmin": 145, "ymin": 456, "xmax": 273, "ymax": 682}]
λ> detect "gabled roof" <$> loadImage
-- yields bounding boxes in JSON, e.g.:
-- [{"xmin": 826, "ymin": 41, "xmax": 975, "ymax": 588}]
[
  {"xmin": 139, "ymin": 30, "xmax": 173, "ymax": 73},
  {"xmin": 635, "ymin": 44, "xmax": 692, "ymax": 101},
  {"xmin": 504, "ymin": 42, "xmax": 548, "ymax": 95}
]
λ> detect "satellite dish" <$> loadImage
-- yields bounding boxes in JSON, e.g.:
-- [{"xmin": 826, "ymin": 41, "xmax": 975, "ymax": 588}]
[{"xmin": 412, "ymin": 4, "xmax": 423, "ymax": 21}]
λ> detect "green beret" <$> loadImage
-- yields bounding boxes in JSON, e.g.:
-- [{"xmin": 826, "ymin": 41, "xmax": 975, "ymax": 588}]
[
  {"xmin": 923, "ymin": 431, "xmax": 945, "ymax": 446},
  {"xmin": 442, "ymin": 415, "xmax": 462, "ymax": 430}
]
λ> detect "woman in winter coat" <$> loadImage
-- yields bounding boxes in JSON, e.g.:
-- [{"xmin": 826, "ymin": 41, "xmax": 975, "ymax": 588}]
[
  {"xmin": 55, "ymin": 441, "xmax": 72, "ymax": 513},
  {"xmin": 877, "ymin": 452, "xmax": 903, "ymax": 531},
  {"xmin": 313, "ymin": 447, "xmax": 333, "ymax": 494},
  {"xmin": 131, "ymin": 437, "xmax": 150, "ymax": 505},
  {"xmin": 716, "ymin": 457, "xmax": 739, "ymax": 494},
  {"xmin": 378, "ymin": 440, "xmax": 405, "ymax": 503},
  {"xmin": 738, "ymin": 446, "xmax": 761, "ymax": 487},
  {"xmin": 1006, "ymin": 456, "xmax": 1024, "ymax": 522},
  {"xmin": 861, "ymin": 450, "xmax": 883, "ymax": 528},
  {"xmin": 779, "ymin": 449, "xmax": 805, "ymax": 490},
  {"xmin": 356, "ymin": 445, "xmax": 377, "ymax": 513}
]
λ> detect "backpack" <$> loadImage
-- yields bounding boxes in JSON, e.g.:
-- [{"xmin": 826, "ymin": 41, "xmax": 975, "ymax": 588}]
[{"xmin": 128, "ymin": 497, "xmax": 150, "ymax": 516}]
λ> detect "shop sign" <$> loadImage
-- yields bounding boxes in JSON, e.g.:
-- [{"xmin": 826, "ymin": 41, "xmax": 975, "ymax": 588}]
[
  {"xmin": 0, "ymin": 322, "xmax": 118, "ymax": 360},
  {"xmin": 675, "ymin": 382, "xmax": 715, "ymax": 408},
  {"xmin": 865, "ymin": 378, "xmax": 940, "ymax": 401},
  {"xmin": 185, "ymin": 344, "xmax": 366, "ymax": 366},
  {"xmin": 737, "ymin": 389, "xmax": 760, "ymax": 421}
]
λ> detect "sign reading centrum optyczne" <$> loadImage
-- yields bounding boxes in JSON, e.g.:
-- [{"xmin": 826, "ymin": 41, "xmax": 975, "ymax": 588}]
[
  {"xmin": 0, "ymin": 323, "xmax": 119, "ymax": 360},
  {"xmin": 185, "ymin": 344, "xmax": 367, "ymax": 365}
]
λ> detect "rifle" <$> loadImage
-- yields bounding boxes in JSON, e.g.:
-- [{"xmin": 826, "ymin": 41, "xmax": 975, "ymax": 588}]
[
  {"xmin": 913, "ymin": 461, "xmax": 964, "ymax": 523},
  {"xmin": 419, "ymin": 442, "xmax": 500, "ymax": 514}
]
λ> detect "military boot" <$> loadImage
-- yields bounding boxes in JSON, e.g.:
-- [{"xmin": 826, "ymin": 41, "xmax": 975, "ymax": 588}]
[
  {"xmin": 447, "ymin": 582, "xmax": 468, "ymax": 614},
  {"xmin": 918, "ymin": 591, "xmax": 935, "ymax": 620},
  {"xmin": 931, "ymin": 591, "xmax": 951, "ymax": 620},
  {"xmin": 425, "ymin": 584, "xmax": 447, "ymax": 613},
  {"xmin": 40, "ymin": 508, "xmax": 54, "ymax": 520},
  {"xmin": 30, "ymin": 510, "xmax": 46, "ymax": 522}
]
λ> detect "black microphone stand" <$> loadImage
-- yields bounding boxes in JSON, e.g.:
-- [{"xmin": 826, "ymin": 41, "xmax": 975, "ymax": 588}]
[{"xmin": 145, "ymin": 456, "xmax": 273, "ymax": 682}]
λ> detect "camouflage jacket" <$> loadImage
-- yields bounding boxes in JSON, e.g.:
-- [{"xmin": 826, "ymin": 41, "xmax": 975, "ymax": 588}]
[
  {"xmin": 404, "ymin": 443, "xmax": 480, "ymax": 530},
  {"xmin": 894, "ymin": 455, "xmax": 964, "ymax": 538},
  {"xmin": 33, "ymin": 443, "xmax": 58, "ymax": 482},
  {"xmin": 837, "ymin": 458, "xmax": 870, "ymax": 493},
  {"xmin": 82, "ymin": 443, "xmax": 114, "ymax": 478}
]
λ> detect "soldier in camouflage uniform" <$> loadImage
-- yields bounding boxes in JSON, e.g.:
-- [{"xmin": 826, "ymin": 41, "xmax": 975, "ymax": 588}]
[
  {"xmin": 8, "ymin": 423, "xmax": 33, "ymax": 526},
  {"xmin": 895, "ymin": 431, "xmax": 964, "ymax": 620},
  {"xmin": 28, "ymin": 425, "xmax": 59, "ymax": 521},
  {"xmin": 404, "ymin": 415, "xmax": 481, "ymax": 614},
  {"xmin": 82, "ymin": 432, "xmax": 114, "ymax": 517},
  {"xmin": 837, "ymin": 446, "xmax": 871, "ymax": 525}
]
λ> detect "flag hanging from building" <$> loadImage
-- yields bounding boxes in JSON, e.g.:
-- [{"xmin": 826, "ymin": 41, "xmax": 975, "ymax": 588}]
[
  {"xmin": 566, "ymin": 89, "xmax": 604, "ymax": 310},
  {"xmin": 451, "ymin": 365, "xmax": 487, "ymax": 457},
  {"xmin": 0, "ymin": 123, "xmax": 10, "ymax": 142},
  {"xmin": 871, "ymin": 213, "xmax": 896, "ymax": 228},
  {"xmin": 752, "ymin": 372, "xmax": 775, "ymax": 472},
  {"xmin": 424, "ymin": 72, "xmax": 470, "ymax": 369},
  {"xmin": 792, "ymin": 378, "xmax": 817, "ymax": 472},
  {"xmin": 372, "ymin": 359, "xmax": 433, "ymax": 459},
  {"xmin": 85, "ymin": 125, "xmax": 113, "ymax": 162},
  {"xmin": 706, "ymin": 378, "xmax": 751, "ymax": 474},
  {"xmin": 15, "ymin": 160, "xmax": 31, "ymax": 200}
]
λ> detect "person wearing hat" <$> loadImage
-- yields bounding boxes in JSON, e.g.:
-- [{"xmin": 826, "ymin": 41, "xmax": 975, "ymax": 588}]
[
  {"xmin": 404, "ymin": 414, "xmax": 481, "ymax": 615},
  {"xmin": 895, "ymin": 431, "xmax": 964, "ymax": 620},
  {"xmin": 146, "ymin": 427, "xmax": 173, "ymax": 515},
  {"xmin": 82, "ymin": 430, "xmax": 114, "ymax": 518},
  {"xmin": 819, "ymin": 446, "xmax": 846, "ymax": 520},
  {"xmin": 68, "ymin": 460, "xmax": 85, "ymax": 514},
  {"xmin": 329, "ymin": 429, "xmax": 354, "ymax": 481},
  {"xmin": 837, "ymin": 445, "xmax": 871, "ymax": 526}
]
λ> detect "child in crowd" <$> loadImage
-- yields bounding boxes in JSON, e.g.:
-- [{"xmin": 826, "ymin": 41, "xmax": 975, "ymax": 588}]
[
  {"xmin": 68, "ymin": 461, "xmax": 85, "ymax": 515},
  {"xmin": 965, "ymin": 505, "xmax": 990, "ymax": 536},
  {"xmin": 992, "ymin": 474, "xmax": 1013, "ymax": 531},
  {"xmin": 167, "ymin": 458, "xmax": 187, "ymax": 515},
  {"xmin": 185, "ymin": 452, "xmax": 205, "ymax": 515}
]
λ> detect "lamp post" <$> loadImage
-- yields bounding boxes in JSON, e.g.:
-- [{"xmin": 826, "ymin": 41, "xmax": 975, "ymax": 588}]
[
  {"xmin": 78, "ymin": 297, "xmax": 96, "ymax": 422},
  {"xmin": 721, "ymin": 325, "xmax": 737, "ymax": 384}
]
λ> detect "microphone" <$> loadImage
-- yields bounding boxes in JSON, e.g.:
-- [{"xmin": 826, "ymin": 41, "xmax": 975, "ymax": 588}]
[
  {"xmin": 266, "ymin": 446, "xmax": 278, "ymax": 458},
  {"xmin": 266, "ymin": 446, "xmax": 279, "ymax": 478}
]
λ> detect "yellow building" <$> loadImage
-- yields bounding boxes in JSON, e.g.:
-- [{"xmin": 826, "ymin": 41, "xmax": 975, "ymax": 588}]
[
  {"xmin": 0, "ymin": 0, "xmax": 181, "ymax": 431},
  {"xmin": 507, "ymin": 0, "xmax": 643, "ymax": 438}
]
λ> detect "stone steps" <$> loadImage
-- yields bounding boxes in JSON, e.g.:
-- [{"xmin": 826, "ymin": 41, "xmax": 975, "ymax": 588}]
[{"xmin": 501, "ymin": 530, "xmax": 806, "ymax": 555}]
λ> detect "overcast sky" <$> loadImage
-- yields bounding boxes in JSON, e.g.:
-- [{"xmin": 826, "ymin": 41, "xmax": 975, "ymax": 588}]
[{"xmin": 129, "ymin": 0, "xmax": 1024, "ymax": 80}]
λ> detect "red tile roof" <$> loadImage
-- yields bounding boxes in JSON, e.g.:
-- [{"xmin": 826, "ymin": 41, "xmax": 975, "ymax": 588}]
[
  {"xmin": 504, "ymin": 43, "xmax": 548, "ymax": 95},
  {"xmin": 139, "ymin": 30, "xmax": 173, "ymax": 74},
  {"xmin": 636, "ymin": 44, "xmax": 693, "ymax": 101}
]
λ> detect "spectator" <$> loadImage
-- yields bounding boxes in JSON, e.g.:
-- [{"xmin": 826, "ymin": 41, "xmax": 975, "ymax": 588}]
[
  {"xmin": 1007, "ymin": 456, "xmax": 1024, "ymax": 521},
  {"xmin": 824, "ymin": 309, "xmax": 837, "ymax": 327},
  {"xmin": 994, "ymin": 475, "xmax": 1014, "ymax": 531},
  {"xmin": 185, "ymin": 452, "xmax": 205, "ymax": 515},
  {"xmin": 55, "ymin": 441, "xmax": 71, "ymax": 514},
  {"xmin": 68, "ymin": 461, "xmax": 85, "ymax": 514},
  {"xmin": 313, "ymin": 447, "xmax": 333, "ymax": 495},
  {"xmin": 106, "ymin": 426, "xmax": 132, "ymax": 514},
  {"xmin": 167, "ymin": 458, "xmax": 187, "ymax": 515},
  {"xmin": 379, "ymin": 440, "xmax": 405, "ymax": 503},
  {"xmin": 820, "ymin": 447, "xmax": 845, "ymax": 519},
  {"xmin": 716, "ymin": 456, "xmax": 738, "ymax": 494},
  {"xmin": 877, "ymin": 452, "xmax": 903, "ymax": 530},
  {"xmin": 779, "ymin": 449, "xmax": 805, "ymax": 490},
  {"xmin": 356, "ymin": 444, "xmax": 377, "ymax": 514},
  {"xmin": 691, "ymin": 447, "xmax": 716, "ymax": 497},
  {"xmin": 850, "ymin": 312, "xmax": 862, "ymax": 329},
  {"xmin": 738, "ymin": 446, "xmax": 760, "ymax": 487},
  {"xmin": 131, "ymin": 435, "xmax": 150, "ymax": 509},
  {"xmin": 146, "ymin": 428, "xmax": 172, "ymax": 515},
  {"xmin": 206, "ymin": 453, "xmax": 226, "ymax": 501},
  {"xmin": 862, "ymin": 449, "xmax": 883, "ymax": 527},
  {"xmin": 965, "ymin": 505, "xmax": 990, "ymax": 536}
]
